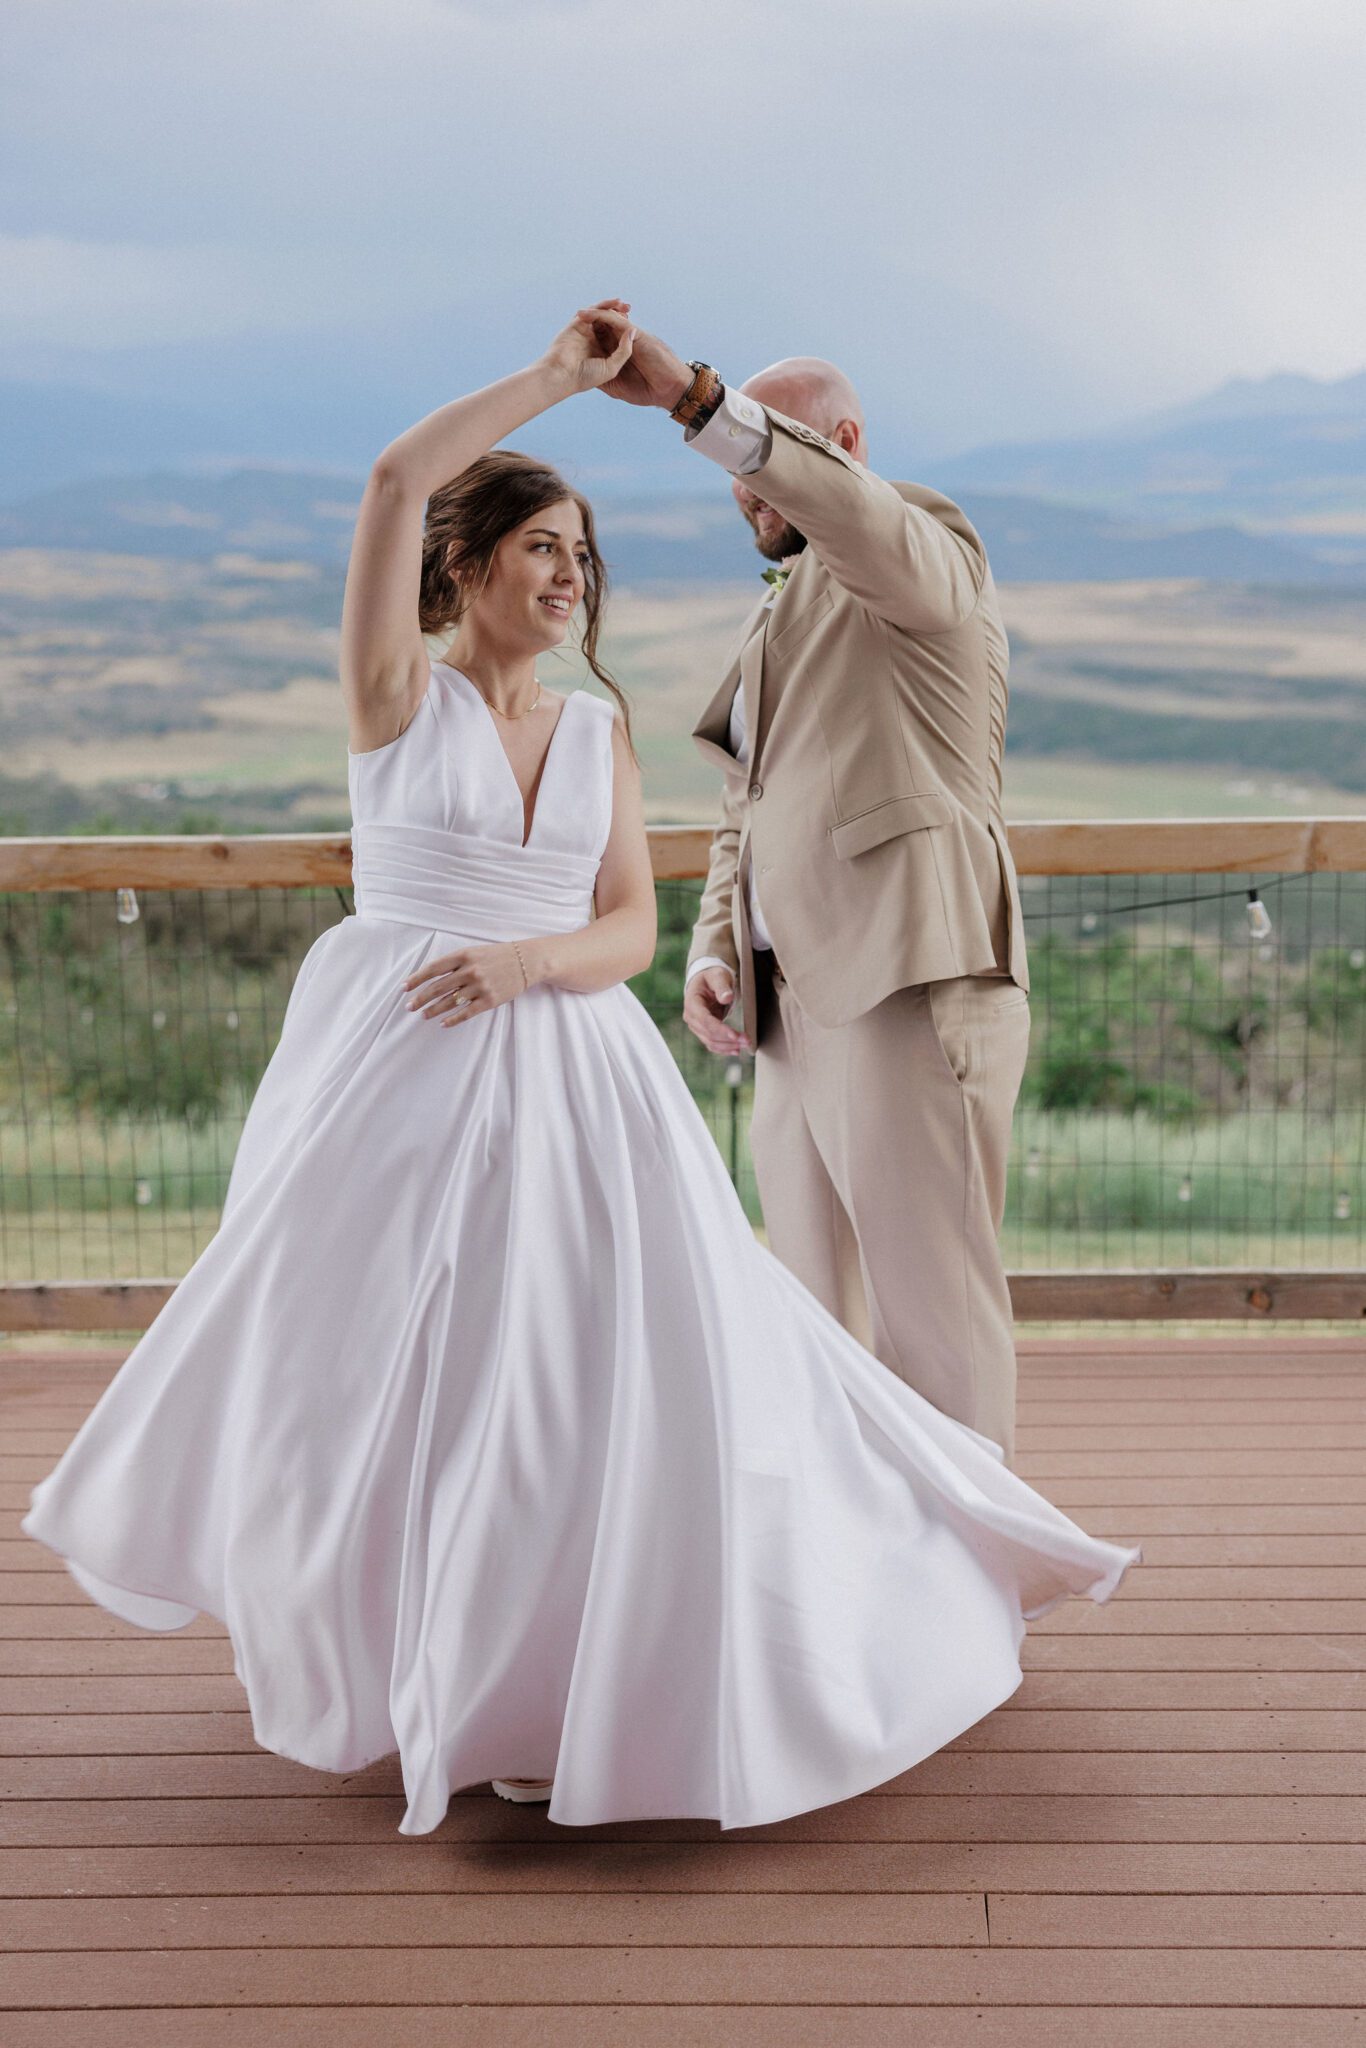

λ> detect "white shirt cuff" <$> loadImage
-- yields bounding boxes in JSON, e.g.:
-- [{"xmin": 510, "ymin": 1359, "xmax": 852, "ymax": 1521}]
[
  {"xmin": 686, "ymin": 955, "xmax": 734, "ymax": 987},
  {"xmin": 684, "ymin": 386, "xmax": 772, "ymax": 476}
]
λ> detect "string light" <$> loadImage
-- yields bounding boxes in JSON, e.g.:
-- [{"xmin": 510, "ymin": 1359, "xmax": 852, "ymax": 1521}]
[
  {"xmin": 115, "ymin": 888, "xmax": 140, "ymax": 926},
  {"xmin": 1246, "ymin": 891, "xmax": 1274, "ymax": 942},
  {"xmin": 1024, "ymin": 876, "xmax": 1293, "ymax": 923}
]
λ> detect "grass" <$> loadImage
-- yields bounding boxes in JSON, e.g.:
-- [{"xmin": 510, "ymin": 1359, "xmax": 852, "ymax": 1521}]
[{"xmin": 5, "ymin": 1097, "xmax": 1366, "ymax": 1283}]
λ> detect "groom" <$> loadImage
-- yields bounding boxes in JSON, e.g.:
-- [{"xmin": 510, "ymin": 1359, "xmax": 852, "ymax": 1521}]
[{"xmin": 592, "ymin": 304, "xmax": 1029, "ymax": 1458}]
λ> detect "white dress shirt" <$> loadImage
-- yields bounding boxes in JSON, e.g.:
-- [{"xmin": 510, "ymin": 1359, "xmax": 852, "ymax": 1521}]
[
  {"xmin": 685, "ymin": 386, "xmax": 773, "ymax": 477},
  {"xmin": 684, "ymin": 387, "xmax": 782, "ymax": 989}
]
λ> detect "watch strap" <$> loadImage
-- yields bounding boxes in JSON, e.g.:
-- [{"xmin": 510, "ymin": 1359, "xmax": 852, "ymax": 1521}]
[{"xmin": 670, "ymin": 361, "xmax": 724, "ymax": 431}]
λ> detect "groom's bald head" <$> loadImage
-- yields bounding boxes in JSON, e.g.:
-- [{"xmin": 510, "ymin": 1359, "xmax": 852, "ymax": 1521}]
[{"xmin": 740, "ymin": 356, "xmax": 868, "ymax": 463}]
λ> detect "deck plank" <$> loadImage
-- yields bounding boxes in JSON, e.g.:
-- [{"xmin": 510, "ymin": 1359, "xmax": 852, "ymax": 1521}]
[
  {"xmin": 3, "ymin": 1749, "xmax": 1362, "ymax": 1800},
  {"xmin": 3, "ymin": 2012, "xmax": 1364, "ymax": 2048},
  {"xmin": 5, "ymin": 1944, "xmax": 1366, "ymax": 2007},
  {"xmin": 2, "ymin": 1792, "xmax": 1360, "ymax": 1849},
  {"xmin": 2, "ymin": 1840, "xmax": 1362, "ymax": 1896}
]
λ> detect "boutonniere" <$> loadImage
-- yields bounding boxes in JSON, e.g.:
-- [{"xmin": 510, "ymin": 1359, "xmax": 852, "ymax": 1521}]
[{"xmin": 761, "ymin": 565, "xmax": 791, "ymax": 595}]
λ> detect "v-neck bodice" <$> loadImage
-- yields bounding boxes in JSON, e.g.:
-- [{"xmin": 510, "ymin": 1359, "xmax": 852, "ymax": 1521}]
[
  {"xmin": 346, "ymin": 662, "xmax": 617, "ymax": 942},
  {"xmin": 347, "ymin": 662, "xmax": 615, "ymax": 860}
]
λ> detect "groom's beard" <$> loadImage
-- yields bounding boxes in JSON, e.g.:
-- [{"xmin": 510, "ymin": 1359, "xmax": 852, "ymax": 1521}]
[{"xmin": 741, "ymin": 503, "xmax": 808, "ymax": 564}]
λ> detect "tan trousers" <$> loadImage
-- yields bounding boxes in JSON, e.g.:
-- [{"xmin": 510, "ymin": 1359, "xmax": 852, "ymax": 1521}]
[{"xmin": 749, "ymin": 961, "xmax": 1030, "ymax": 1460}]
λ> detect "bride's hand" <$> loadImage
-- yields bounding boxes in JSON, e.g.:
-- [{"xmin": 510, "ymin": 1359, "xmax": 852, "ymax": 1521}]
[
  {"xmin": 539, "ymin": 305, "xmax": 636, "ymax": 395},
  {"xmin": 402, "ymin": 942, "xmax": 535, "ymax": 1026}
]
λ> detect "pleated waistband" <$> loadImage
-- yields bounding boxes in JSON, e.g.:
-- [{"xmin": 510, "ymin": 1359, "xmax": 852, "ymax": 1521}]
[{"xmin": 350, "ymin": 821, "xmax": 597, "ymax": 940}]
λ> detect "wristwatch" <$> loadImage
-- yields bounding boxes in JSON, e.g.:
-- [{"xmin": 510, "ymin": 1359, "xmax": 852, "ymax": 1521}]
[{"xmin": 670, "ymin": 360, "xmax": 725, "ymax": 432}]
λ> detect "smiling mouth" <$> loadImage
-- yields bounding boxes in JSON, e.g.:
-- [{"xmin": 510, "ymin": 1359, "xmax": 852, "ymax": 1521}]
[{"xmin": 539, "ymin": 596, "xmax": 571, "ymax": 616}]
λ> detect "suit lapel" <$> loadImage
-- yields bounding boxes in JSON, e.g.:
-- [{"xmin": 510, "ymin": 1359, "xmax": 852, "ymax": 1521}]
[
  {"xmin": 692, "ymin": 597, "xmax": 767, "ymax": 770},
  {"xmin": 691, "ymin": 554, "xmax": 820, "ymax": 776},
  {"xmin": 738, "ymin": 615, "xmax": 767, "ymax": 774},
  {"xmin": 749, "ymin": 551, "xmax": 818, "ymax": 768}
]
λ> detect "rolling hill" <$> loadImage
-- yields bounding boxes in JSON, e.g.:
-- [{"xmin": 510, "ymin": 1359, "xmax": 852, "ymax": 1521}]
[{"xmin": 0, "ymin": 467, "xmax": 1350, "ymax": 587}]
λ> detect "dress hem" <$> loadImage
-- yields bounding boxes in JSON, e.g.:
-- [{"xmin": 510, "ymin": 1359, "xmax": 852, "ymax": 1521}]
[{"xmin": 25, "ymin": 1510, "xmax": 1143, "ymax": 1833}]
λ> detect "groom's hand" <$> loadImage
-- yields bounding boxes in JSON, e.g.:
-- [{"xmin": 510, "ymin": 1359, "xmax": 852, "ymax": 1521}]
[
  {"xmin": 581, "ymin": 299, "xmax": 692, "ymax": 410},
  {"xmin": 684, "ymin": 967, "xmax": 750, "ymax": 1056}
]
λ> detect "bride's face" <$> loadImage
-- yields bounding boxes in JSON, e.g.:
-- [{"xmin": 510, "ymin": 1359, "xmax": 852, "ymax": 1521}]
[{"xmin": 475, "ymin": 499, "xmax": 590, "ymax": 651}]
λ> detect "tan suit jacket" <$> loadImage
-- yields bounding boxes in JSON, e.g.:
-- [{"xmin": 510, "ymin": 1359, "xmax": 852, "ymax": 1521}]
[{"xmin": 687, "ymin": 408, "xmax": 1027, "ymax": 1040}]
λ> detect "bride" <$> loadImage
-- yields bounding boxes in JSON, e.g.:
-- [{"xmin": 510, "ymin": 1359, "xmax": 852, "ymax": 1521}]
[{"xmin": 22, "ymin": 307, "xmax": 1137, "ymax": 1835}]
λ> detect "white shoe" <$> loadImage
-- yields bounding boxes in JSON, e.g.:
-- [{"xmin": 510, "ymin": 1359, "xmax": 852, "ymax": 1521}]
[{"xmin": 491, "ymin": 1776, "xmax": 554, "ymax": 1803}]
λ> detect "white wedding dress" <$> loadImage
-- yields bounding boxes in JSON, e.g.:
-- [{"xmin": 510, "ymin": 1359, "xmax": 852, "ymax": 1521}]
[{"xmin": 23, "ymin": 661, "xmax": 1138, "ymax": 1835}]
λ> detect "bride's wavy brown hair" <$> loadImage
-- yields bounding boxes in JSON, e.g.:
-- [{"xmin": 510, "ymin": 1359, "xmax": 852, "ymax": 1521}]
[{"xmin": 419, "ymin": 451, "xmax": 632, "ymax": 745}]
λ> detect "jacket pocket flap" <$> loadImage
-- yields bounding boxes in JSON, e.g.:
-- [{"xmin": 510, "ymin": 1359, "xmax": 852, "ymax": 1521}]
[
  {"xmin": 768, "ymin": 587, "xmax": 833, "ymax": 654},
  {"xmin": 830, "ymin": 790, "xmax": 952, "ymax": 859}
]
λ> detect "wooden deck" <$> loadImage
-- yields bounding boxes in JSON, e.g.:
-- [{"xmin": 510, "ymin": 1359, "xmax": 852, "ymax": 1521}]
[{"xmin": 2, "ymin": 1334, "xmax": 1364, "ymax": 2045}]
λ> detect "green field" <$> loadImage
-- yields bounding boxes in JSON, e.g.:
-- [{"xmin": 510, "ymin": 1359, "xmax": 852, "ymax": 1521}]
[{"xmin": 5, "ymin": 552, "xmax": 1366, "ymax": 829}]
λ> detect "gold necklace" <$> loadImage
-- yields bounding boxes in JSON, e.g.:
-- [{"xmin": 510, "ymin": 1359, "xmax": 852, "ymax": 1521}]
[{"xmin": 471, "ymin": 676, "xmax": 542, "ymax": 721}]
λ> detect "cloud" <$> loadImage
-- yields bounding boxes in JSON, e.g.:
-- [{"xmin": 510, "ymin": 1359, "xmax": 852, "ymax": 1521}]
[
  {"xmin": 0, "ymin": 235, "xmax": 289, "ymax": 347},
  {"xmin": 3, "ymin": 0, "xmax": 1364, "ymax": 447}
]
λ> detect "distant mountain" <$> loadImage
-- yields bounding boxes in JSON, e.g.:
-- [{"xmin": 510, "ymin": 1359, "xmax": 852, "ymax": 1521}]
[
  {"xmin": 1150, "ymin": 369, "xmax": 1366, "ymax": 430},
  {"xmin": 0, "ymin": 467, "xmax": 366, "ymax": 564},
  {"xmin": 0, "ymin": 372, "xmax": 702, "ymax": 506},
  {"xmin": 951, "ymin": 491, "xmax": 1344, "ymax": 584},
  {"xmin": 0, "ymin": 466, "xmax": 1354, "ymax": 586},
  {"xmin": 945, "ymin": 369, "xmax": 1366, "ymax": 535},
  {"xmin": 0, "ymin": 468, "xmax": 757, "ymax": 582}
]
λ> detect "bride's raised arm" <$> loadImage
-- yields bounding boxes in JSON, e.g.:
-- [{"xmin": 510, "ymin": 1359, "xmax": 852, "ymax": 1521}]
[{"xmin": 339, "ymin": 310, "xmax": 635, "ymax": 755}]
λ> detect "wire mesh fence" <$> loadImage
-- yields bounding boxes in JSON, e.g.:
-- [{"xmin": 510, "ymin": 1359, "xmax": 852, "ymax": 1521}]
[
  {"xmin": 1005, "ymin": 868, "xmax": 1366, "ymax": 1277},
  {"xmin": 2, "ymin": 866, "xmax": 1366, "ymax": 1286}
]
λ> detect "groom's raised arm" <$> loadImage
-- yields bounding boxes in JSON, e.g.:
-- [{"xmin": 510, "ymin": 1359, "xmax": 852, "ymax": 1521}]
[
  {"xmin": 580, "ymin": 305, "xmax": 986, "ymax": 637},
  {"xmin": 686, "ymin": 390, "xmax": 987, "ymax": 636}
]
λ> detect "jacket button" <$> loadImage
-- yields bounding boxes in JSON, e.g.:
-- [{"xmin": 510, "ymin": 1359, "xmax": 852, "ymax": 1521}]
[{"xmin": 749, "ymin": 782, "xmax": 764, "ymax": 800}]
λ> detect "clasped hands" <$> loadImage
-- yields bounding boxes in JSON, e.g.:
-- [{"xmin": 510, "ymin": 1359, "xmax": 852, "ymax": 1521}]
[{"xmin": 543, "ymin": 299, "xmax": 695, "ymax": 414}]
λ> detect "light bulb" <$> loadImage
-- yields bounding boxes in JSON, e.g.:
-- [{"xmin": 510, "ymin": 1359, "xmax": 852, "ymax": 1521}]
[
  {"xmin": 1336, "ymin": 1191, "xmax": 1352, "ymax": 1221},
  {"xmin": 1246, "ymin": 893, "xmax": 1273, "ymax": 942},
  {"xmin": 115, "ymin": 888, "xmax": 140, "ymax": 926},
  {"xmin": 1177, "ymin": 1175, "xmax": 1193, "ymax": 1203}
]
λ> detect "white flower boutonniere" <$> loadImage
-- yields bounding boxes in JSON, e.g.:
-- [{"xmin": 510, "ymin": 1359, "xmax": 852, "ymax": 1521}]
[{"xmin": 761, "ymin": 565, "xmax": 791, "ymax": 596}]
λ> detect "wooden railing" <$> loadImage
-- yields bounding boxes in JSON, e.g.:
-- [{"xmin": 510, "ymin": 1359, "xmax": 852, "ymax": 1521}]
[
  {"xmin": 5, "ymin": 816, "xmax": 1366, "ymax": 892},
  {"xmin": 3, "ymin": 817, "xmax": 1366, "ymax": 1331}
]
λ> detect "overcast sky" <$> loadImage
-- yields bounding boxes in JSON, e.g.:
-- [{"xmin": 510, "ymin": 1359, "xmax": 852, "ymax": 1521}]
[{"xmin": 4, "ymin": 0, "xmax": 1365, "ymax": 460}]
